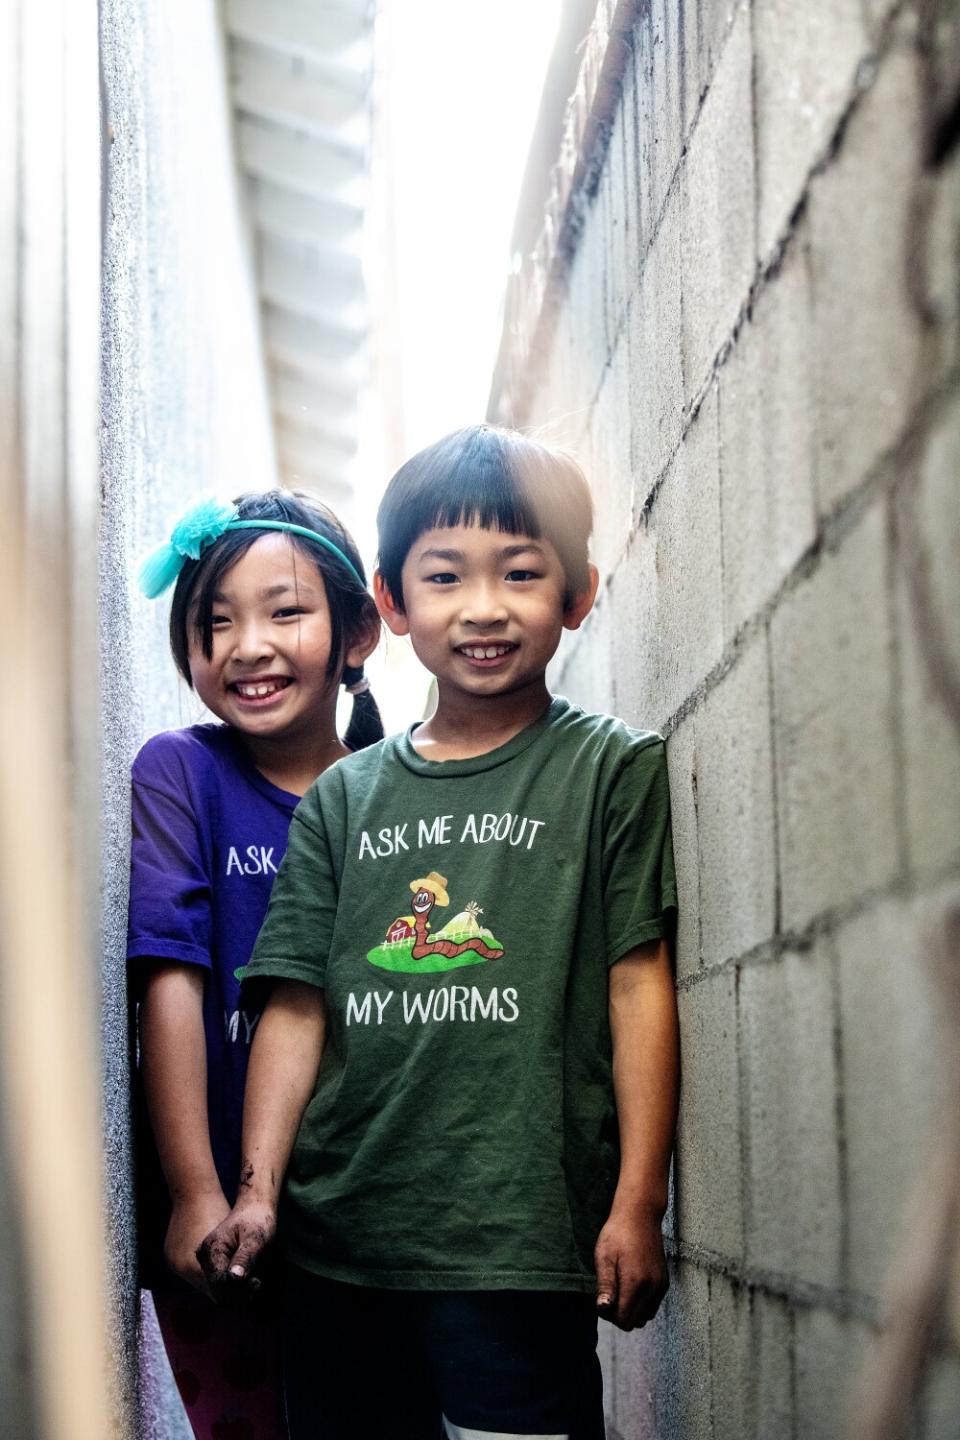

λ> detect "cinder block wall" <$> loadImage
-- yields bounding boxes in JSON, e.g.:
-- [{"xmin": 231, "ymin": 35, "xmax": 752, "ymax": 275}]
[{"xmin": 490, "ymin": 2, "xmax": 960, "ymax": 1434}]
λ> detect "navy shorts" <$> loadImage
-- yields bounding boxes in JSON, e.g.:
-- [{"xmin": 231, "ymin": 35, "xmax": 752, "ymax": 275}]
[{"xmin": 282, "ymin": 1267, "xmax": 605, "ymax": 1439}]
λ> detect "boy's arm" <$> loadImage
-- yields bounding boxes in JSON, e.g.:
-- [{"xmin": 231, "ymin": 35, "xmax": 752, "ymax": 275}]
[
  {"xmin": 139, "ymin": 963, "xmax": 229, "ymax": 1294},
  {"xmin": 197, "ymin": 978, "xmax": 326, "ymax": 1294},
  {"xmin": 595, "ymin": 937, "xmax": 679, "ymax": 1330}
]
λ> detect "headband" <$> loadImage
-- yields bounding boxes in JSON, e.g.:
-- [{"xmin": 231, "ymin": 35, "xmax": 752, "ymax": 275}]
[{"xmin": 138, "ymin": 496, "xmax": 365, "ymax": 598}]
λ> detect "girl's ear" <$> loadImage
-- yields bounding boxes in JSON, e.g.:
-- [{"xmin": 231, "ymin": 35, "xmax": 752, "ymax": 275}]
[
  {"xmin": 345, "ymin": 601, "xmax": 381, "ymax": 670},
  {"xmin": 373, "ymin": 569, "xmax": 410, "ymax": 637},
  {"xmin": 562, "ymin": 563, "xmax": 600, "ymax": 632}
]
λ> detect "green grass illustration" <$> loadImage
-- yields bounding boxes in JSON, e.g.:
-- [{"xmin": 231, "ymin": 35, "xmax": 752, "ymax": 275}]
[{"xmin": 366, "ymin": 937, "xmax": 503, "ymax": 974}]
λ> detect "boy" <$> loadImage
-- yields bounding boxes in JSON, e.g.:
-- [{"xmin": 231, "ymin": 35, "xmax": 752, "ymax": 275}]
[{"xmin": 200, "ymin": 426, "xmax": 680, "ymax": 1440}]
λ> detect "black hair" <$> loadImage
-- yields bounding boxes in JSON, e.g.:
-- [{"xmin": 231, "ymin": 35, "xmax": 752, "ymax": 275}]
[
  {"xmin": 375, "ymin": 425, "xmax": 594, "ymax": 609},
  {"xmin": 169, "ymin": 489, "xmax": 383, "ymax": 750}
]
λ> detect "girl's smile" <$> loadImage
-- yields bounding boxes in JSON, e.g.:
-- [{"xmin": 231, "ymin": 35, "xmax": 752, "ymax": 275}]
[{"xmin": 230, "ymin": 675, "xmax": 293, "ymax": 704}]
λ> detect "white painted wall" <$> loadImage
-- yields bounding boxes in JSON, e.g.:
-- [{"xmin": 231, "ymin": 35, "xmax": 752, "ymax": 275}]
[{"xmin": 99, "ymin": 1, "xmax": 276, "ymax": 1431}]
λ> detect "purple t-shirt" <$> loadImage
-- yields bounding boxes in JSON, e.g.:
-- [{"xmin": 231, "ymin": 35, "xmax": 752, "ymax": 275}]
[{"xmin": 127, "ymin": 723, "xmax": 299, "ymax": 1200}]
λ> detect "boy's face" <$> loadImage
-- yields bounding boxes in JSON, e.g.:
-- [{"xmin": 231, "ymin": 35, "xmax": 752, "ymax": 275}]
[{"xmin": 375, "ymin": 523, "xmax": 597, "ymax": 701}]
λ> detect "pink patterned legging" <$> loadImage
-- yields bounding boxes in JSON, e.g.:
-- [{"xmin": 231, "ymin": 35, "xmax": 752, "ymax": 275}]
[{"xmin": 152, "ymin": 1288, "xmax": 287, "ymax": 1440}]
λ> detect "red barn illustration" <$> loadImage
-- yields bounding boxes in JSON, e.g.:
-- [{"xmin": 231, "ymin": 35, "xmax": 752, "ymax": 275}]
[{"xmin": 385, "ymin": 915, "xmax": 415, "ymax": 946}]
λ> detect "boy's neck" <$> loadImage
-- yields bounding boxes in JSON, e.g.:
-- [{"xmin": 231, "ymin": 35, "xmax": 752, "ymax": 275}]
[
  {"xmin": 240, "ymin": 730, "xmax": 349, "ymax": 797},
  {"xmin": 411, "ymin": 677, "xmax": 553, "ymax": 761}
]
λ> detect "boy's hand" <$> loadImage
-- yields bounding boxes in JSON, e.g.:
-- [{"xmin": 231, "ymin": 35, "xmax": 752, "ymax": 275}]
[
  {"xmin": 594, "ymin": 1204, "xmax": 669, "ymax": 1330},
  {"xmin": 164, "ymin": 1189, "xmax": 231, "ymax": 1296},
  {"xmin": 196, "ymin": 1198, "xmax": 277, "ymax": 1302}
]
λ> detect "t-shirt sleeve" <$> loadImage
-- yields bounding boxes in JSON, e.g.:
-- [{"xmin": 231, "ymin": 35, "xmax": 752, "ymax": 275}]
[
  {"xmin": 602, "ymin": 736, "xmax": 678, "ymax": 965},
  {"xmin": 238, "ymin": 791, "xmax": 338, "ymax": 991},
  {"xmin": 127, "ymin": 747, "xmax": 212, "ymax": 971}
]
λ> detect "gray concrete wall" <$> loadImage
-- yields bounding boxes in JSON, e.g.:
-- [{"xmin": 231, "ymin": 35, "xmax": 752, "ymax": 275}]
[
  {"xmin": 491, "ymin": 2, "xmax": 960, "ymax": 1434},
  {"xmin": 99, "ymin": 0, "xmax": 276, "ymax": 1431}
]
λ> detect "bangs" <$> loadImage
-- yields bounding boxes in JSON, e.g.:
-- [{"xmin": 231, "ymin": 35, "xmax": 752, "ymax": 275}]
[{"xmin": 420, "ymin": 440, "xmax": 543, "ymax": 543}]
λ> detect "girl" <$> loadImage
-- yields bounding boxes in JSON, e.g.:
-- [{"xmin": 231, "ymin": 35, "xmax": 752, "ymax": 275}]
[{"xmin": 128, "ymin": 490, "xmax": 380, "ymax": 1440}]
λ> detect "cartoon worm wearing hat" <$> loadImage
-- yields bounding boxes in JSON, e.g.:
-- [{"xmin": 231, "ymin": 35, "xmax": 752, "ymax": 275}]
[{"xmin": 409, "ymin": 872, "xmax": 504, "ymax": 961}]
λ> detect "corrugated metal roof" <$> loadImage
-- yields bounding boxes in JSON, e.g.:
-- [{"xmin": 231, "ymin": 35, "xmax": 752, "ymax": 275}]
[{"xmin": 224, "ymin": 0, "xmax": 375, "ymax": 500}]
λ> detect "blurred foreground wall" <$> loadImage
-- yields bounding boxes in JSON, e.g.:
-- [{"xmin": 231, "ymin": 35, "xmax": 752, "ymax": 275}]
[
  {"xmin": 99, "ymin": 0, "xmax": 276, "ymax": 1431},
  {"xmin": 491, "ymin": 2, "xmax": 960, "ymax": 1435},
  {"xmin": 0, "ymin": 2, "xmax": 113, "ymax": 1437}
]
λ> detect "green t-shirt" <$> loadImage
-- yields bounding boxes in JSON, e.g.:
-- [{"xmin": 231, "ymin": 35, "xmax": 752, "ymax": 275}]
[{"xmin": 241, "ymin": 697, "xmax": 677, "ymax": 1293}]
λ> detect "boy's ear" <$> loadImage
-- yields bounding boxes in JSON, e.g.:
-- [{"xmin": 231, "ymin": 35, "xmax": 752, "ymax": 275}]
[
  {"xmin": 562, "ymin": 564, "xmax": 600, "ymax": 632},
  {"xmin": 373, "ymin": 569, "xmax": 410, "ymax": 637},
  {"xmin": 345, "ymin": 602, "xmax": 381, "ymax": 670}
]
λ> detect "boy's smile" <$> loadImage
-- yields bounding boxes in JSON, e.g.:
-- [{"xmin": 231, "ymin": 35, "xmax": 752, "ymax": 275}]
[
  {"xmin": 457, "ymin": 641, "xmax": 517, "ymax": 663},
  {"xmin": 375, "ymin": 524, "xmax": 598, "ymax": 718}
]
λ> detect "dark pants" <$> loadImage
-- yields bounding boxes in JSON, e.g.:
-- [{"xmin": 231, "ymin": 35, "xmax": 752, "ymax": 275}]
[{"xmin": 282, "ymin": 1266, "xmax": 606, "ymax": 1440}]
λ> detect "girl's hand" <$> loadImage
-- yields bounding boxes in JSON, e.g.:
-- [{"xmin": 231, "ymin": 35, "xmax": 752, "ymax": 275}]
[
  {"xmin": 196, "ymin": 1198, "xmax": 277, "ymax": 1301},
  {"xmin": 594, "ymin": 1203, "xmax": 669, "ymax": 1331},
  {"xmin": 164, "ymin": 1189, "xmax": 231, "ymax": 1295}
]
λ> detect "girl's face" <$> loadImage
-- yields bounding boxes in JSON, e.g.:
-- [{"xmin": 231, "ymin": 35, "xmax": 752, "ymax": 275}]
[{"xmin": 187, "ymin": 533, "xmax": 339, "ymax": 744}]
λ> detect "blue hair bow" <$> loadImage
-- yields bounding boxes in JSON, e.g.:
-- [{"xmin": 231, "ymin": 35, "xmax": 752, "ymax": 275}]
[
  {"xmin": 138, "ymin": 497, "xmax": 239, "ymax": 598},
  {"xmin": 138, "ymin": 494, "xmax": 365, "ymax": 597}
]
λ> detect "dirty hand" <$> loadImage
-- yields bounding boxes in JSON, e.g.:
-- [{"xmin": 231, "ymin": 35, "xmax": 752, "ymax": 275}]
[
  {"xmin": 196, "ymin": 1198, "xmax": 276, "ymax": 1301},
  {"xmin": 164, "ymin": 1189, "xmax": 231, "ymax": 1295},
  {"xmin": 594, "ymin": 1204, "xmax": 669, "ymax": 1331}
]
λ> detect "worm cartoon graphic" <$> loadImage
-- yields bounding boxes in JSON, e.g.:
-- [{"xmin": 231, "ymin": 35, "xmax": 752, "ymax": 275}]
[{"xmin": 409, "ymin": 872, "xmax": 504, "ymax": 961}]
